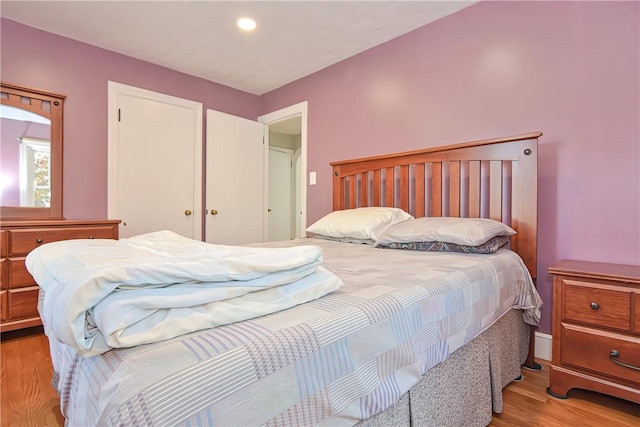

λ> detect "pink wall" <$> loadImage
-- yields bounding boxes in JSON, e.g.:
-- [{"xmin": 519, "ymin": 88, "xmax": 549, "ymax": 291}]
[
  {"xmin": 1, "ymin": 18, "xmax": 260, "ymax": 219},
  {"xmin": 260, "ymin": 1, "xmax": 640, "ymax": 333}
]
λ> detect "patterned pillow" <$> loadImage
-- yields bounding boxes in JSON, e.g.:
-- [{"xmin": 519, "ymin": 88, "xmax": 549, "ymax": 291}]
[
  {"xmin": 376, "ymin": 235, "xmax": 510, "ymax": 254},
  {"xmin": 374, "ymin": 217, "xmax": 516, "ymax": 247}
]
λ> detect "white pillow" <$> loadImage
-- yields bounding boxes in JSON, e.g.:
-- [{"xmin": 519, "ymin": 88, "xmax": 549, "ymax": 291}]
[
  {"xmin": 374, "ymin": 217, "xmax": 516, "ymax": 247},
  {"xmin": 306, "ymin": 207, "xmax": 414, "ymax": 241}
]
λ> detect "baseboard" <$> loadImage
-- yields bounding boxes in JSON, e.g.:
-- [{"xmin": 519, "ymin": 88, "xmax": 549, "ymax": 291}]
[{"xmin": 535, "ymin": 332, "xmax": 552, "ymax": 361}]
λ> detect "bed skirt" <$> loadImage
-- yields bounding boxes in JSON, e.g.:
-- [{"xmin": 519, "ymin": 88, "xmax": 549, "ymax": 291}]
[{"xmin": 356, "ymin": 308, "xmax": 530, "ymax": 427}]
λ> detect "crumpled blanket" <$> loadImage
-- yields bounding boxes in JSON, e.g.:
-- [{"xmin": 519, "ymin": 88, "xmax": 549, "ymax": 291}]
[{"xmin": 26, "ymin": 230, "xmax": 343, "ymax": 357}]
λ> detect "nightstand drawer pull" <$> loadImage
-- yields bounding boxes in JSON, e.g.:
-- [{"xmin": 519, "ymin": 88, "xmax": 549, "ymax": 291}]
[
  {"xmin": 36, "ymin": 238, "xmax": 43, "ymax": 244},
  {"xmin": 609, "ymin": 350, "xmax": 640, "ymax": 371},
  {"xmin": 590, "ymin": 302, "xmax": 599, "ymax": 310}
]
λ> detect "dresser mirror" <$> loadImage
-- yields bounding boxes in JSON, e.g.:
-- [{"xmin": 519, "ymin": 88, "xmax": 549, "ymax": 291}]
[{"xmin": 0, "ymin": 82, "xmax": 65, "ymax": 219}]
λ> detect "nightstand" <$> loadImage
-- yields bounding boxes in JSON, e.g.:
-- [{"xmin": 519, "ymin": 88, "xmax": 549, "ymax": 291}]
[{"xmin": 547, "ymin": 260, "xmax": 640, "ymax": 404}]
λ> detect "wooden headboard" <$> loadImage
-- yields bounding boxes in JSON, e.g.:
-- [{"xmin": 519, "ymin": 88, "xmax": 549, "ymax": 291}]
[{"xmin": 331, "ymin": 132, "xmax": 541, "ymax": 280}]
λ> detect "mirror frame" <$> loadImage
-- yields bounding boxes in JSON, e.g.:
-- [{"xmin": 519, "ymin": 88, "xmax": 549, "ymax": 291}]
[{"xmin": 1, "ymin": 82, "xmax": 65, "ymax": 220}]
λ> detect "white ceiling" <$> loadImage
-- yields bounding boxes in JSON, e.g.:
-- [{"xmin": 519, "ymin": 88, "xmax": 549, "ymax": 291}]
[{"xmin": 1, "ymin": 1, "xmax": 476, "ymax": 96}]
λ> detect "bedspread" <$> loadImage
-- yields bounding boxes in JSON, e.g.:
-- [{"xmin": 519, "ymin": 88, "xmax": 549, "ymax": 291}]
[
  {"xmin": 26, "ymin": 231, "xmax": 343, "ymax": 357},
  {"xmin": 40, "ymin": 238, "xmax": 541, "ymax": 426}
]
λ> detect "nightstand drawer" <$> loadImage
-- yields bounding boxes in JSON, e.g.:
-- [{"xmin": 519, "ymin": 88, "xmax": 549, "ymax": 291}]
[
  {"xmin": 561, "ymin": 323, "xmax": 640, "ymax": 386},
  {"xmin": 563, "ymin": 279, "xmax": 631, "ymax": 332}
]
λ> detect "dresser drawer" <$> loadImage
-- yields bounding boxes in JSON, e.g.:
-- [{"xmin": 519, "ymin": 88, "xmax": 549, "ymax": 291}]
[
  {"xmin": 7, "ymin": 258, "xmax": 34, "ymax": 289},
  {"xmin": 7, "ymin": 286, "xmax": 40, "ymax": 320},
  {"xmin": 1, "ymin": 290, "xmax": 7, "ymax": 321},
  {"xmin": 634, "ymin": 293, "xmax": 640, "ymax": 333},
  {"xmin": 561, "ymin": 323, "xmax": 640, "ymax": 386},
  {"xmin": 0, "ymin": 258, "xmax": 7, "ymax": 289},
  {"xmin": 563, "ymin": 279, "xmax": 631, "ymax": 332},
  {"xmin": 65, "ymin": 226, "xmax": 118, "ymax": 241},
  {"xmin": 8, "ymin": 228, "xmax": 69, "ymax": 255},
  {"xmin": 0, "ymin": 230, "xmax": 7, "ymax": 257},
  {"xmin": 8, "ymin": 226, "xmax": 117, "ymax": 256}
]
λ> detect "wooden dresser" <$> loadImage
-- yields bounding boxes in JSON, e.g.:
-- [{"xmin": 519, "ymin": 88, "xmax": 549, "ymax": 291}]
[
  {"xmin": 548, "ymin": 260, "xmax": 640, "ymax": 404},
  {"xmin": 0, "ymin": 219, "xmax": 120, "ymax": 332}
]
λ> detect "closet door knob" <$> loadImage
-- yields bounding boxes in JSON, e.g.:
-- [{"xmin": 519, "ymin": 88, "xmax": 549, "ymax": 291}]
[
  {"xmin": 185, "ymin": 210, "xmax": 192, "ymax": 216},
  {"xmin": 210, "ymin": 209, "xmax": 218, "ymax": 216}
]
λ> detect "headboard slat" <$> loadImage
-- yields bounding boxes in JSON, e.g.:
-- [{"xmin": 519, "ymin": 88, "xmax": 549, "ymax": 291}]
[
  {"xmin": 385, "ymin": 168, "xmax": 394, "ymax": 207},
  {"xmin": 359, "ymin": 173, "xmax": 367, "ymax": 207},
  {"xmin": 489, "ymin": 161, "xmax": 503, "ymax": 221},
  {"xmin": 415, "ymin": 164, "xmax": 425, "ymax": 217},
  {"xmin": 373, "ymin": 170, "xmax": 381, "ymax": 206},
  {"xmin": 399, "ymin": 165, "xmax": 409, "ymax": 212},
  {"xmin": 449, "ymin": 162, "xmax": 461, "ymax": 217},
  {"xmin": 469, "ymin": 161, "xmax": 481, "ymax": 218},
  {"xmin": 348, "ymin": 176, "xmax": 356, "ymax": 209},
  {"xmin": 431, "ymin": 163, "xmax": 442, "ymax": 216}
]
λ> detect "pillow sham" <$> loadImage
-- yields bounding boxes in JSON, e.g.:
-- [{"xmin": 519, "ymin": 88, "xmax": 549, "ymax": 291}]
[
  {"xmin": 374, "ymin": 216, "xmax": 515, "ymax": 247},
  {"xmin": 306, "ymin": 207, "xmax": 414, "ymax": 241},
  {"xmin": 376, "ymin": 235, "xmax": 510, "ymax": 254}
]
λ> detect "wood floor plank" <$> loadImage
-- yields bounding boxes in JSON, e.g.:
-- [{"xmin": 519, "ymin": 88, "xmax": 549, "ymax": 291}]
[{"xmin": 1, "ymin": 329, "xmax": 638, "ymax": 426}]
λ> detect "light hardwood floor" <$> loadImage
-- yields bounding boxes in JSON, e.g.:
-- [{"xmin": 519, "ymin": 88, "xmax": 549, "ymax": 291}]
[{"xmin": 1, "ymin": 327, "xmax": 638, "ymax": 426}]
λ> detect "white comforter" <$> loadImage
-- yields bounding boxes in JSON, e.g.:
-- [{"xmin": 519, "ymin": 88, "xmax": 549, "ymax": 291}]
[{"xmin": 26, "ymin": 230, "xmax": 343, "ymax": 357}]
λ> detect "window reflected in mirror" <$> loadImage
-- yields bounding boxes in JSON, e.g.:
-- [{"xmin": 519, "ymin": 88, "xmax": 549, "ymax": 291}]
[{"xmin": 0, "ymin": 105, "xmax": 52, "ymax": 207}]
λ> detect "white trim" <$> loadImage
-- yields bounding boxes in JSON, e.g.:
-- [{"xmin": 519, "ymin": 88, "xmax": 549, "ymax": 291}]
[
  {"xmin": 535, "ymin": 332, "xmax": 552, "ymax": 361},
  {"xmin": 258, "ymin": 101, "xmax": 308, "ymax": 239},
  {"xmin": 107, "ymin": 81, "xmax": 203, "ymax": 239}
]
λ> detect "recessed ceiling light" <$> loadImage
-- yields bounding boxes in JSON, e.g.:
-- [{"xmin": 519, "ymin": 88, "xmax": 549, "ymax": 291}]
[{"xmin": 237, "ymin": 18, "xmax": 256, "ymax": 31}]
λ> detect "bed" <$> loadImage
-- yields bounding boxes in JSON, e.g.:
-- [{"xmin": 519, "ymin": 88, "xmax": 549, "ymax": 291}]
[{"xmin": 32, "ymin": 131, "xmax": 543, "ymax": 426}]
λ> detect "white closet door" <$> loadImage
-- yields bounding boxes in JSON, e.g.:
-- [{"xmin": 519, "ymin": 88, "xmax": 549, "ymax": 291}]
[
  {"xmin": 108, "ymin": 82, "xmax": 202, "ymax": 239},
  {"xmin": 206, "ymin": 110, "xmax": 265, "ymax": 245}
]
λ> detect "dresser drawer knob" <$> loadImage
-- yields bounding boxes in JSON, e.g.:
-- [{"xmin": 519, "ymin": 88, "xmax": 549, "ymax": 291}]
[
  {"xmin": 609, "ymin": 350, "xmax": 640, "ymax": 371},
  {"xmin": 36, "ymin": 238, "xmax": 43, "ymax": 244},
  {"xmin": 590, "ymin": 302, "xmax": 599, "ymax": 310}
]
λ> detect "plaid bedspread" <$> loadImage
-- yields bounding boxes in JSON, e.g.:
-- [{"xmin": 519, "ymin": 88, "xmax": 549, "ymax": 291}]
[{"xmin": 42, "ymin": 239, "xmax": 541, "ymax": 426}]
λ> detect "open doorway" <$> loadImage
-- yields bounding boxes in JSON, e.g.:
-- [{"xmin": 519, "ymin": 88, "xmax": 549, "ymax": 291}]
[{"xmin": 258, "ymin": 102, "xmax": 307, "ymax": 241}]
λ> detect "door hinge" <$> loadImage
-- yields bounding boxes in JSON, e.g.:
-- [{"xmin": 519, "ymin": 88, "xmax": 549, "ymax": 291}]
[{"xmin": 118, "ymin": 108, "xmax": 121, "ymax": 122}]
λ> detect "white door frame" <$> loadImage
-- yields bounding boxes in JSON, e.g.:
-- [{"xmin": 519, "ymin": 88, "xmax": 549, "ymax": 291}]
[
  {"xmin": 107, "ymin": 81, "xmax": 203, "ymax": 238},
  {"xmin": 258, "ymin": 101, "xmax": 308, "ymax": 239}
]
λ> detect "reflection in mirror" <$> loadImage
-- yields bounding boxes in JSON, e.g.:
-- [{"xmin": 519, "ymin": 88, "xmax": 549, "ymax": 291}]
[
  {"xmin": 0, "ymin": 105, "xmax": 52, "ymax": 207},
  {"xmin": 0, "ymin": 82, "xmax": 65, "ymax": 219}
]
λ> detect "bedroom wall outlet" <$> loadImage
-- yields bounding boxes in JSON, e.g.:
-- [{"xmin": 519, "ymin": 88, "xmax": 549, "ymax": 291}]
[{"xmin": 309, "ymin": 171, "xmax": 317, "ymax": 185}]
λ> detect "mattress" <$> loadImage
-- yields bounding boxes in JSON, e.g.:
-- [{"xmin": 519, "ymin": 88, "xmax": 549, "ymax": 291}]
[{"xmin": 39, "ymin": 238, "xmax": 541, "ymax": 426}]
